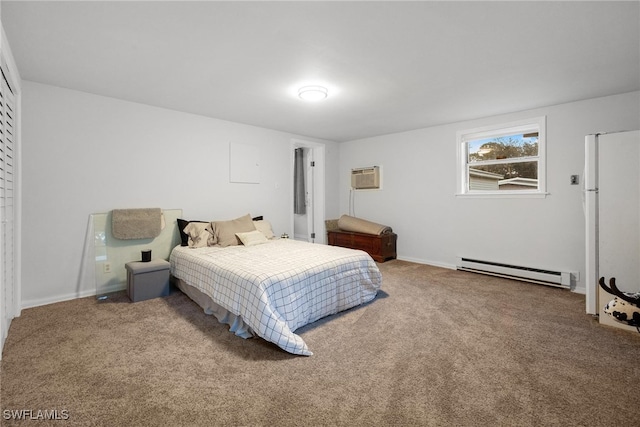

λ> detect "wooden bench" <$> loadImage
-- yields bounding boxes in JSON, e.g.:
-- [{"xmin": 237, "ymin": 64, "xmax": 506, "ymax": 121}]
[{"xmin": 327, "ymin": 230, "xmax": 397, "ymax": 263}]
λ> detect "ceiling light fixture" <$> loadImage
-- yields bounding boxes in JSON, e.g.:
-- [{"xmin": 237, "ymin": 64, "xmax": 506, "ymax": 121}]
[{"xmin": 298, "ymin": 85, "xmax": 328, "ymax": 101}]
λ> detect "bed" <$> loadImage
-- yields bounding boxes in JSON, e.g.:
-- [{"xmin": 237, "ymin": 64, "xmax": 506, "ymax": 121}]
[{"xmin": 169, "ymin": 220, "xmax": 382, "ymax": 356}]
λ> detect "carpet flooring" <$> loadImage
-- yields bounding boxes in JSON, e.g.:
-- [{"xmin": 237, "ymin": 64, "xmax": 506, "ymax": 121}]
[{"xmin": 1, "ymin": 260, "xmax": 639, "ymax": 426}]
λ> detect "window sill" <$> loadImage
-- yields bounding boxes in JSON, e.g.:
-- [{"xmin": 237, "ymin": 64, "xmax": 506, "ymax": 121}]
[{"xmin": 455, "ymin": 192, "xmax": 549, "ymax": 199}]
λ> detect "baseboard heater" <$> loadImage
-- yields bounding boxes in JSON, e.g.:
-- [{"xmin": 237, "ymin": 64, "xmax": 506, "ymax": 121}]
[{"xmin": 456, "ymin": 257, "xmax": 571, "ymax": 288}]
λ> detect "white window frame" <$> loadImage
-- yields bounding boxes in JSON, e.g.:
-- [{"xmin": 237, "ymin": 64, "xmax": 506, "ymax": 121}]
[{"xmin": 456, "ymin": 116, "xmax": 547, "ymax": 198}]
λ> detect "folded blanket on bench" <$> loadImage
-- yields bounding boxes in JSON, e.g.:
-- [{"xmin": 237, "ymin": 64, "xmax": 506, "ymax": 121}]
[{"xmin": 337, "ymin": 215, "xmax": 392, "ymax": 236}]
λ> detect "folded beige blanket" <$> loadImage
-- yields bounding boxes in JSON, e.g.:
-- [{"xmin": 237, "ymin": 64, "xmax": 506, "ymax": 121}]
[
  {"xmin": 112, "ymin": 208, "xmax": 162, "ymax": 240},
  {"xmin": 337, "ymin": 215, "xmax": 392, "ymax": 235}
]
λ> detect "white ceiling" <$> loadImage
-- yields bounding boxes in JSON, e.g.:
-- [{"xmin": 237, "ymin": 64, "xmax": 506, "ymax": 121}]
[{"xmin": 2, "ymin": 1, "xmax": 639, "ymax": 142}]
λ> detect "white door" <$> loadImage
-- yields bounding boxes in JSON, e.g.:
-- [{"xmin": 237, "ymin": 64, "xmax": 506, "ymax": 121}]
[
  {"xmin": 584, "ymin": 134, "xmax": 598, "ymax": 314},
  {"xmin": 597, "ymin": 130, "xmax": 640, "ymax": 331},
  {"xmin": 0, "ymin": 64, "xmax": 16, "ymax": 349},
  {"xmin": 306, "ymin": 149, "xmax": 315, "ymax": 242}
]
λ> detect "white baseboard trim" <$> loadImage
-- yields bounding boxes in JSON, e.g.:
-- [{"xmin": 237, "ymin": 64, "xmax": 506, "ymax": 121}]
[
  {"xmin": 572, "ymin": 285, "xmax": 586, "ymax": 295},
  {"xmin": 22, "ymin": 290, "xmax": 96, "ymax": 310},
  {"xmin": 395, "ymin": 256, "xmax": 457, "ymax": 270},
  {"xmin": 22, "ymin": 282, "xmax": 126, "ymax": 310}
]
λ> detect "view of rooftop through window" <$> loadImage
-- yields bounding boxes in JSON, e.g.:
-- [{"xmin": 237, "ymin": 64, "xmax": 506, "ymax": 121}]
[
  {"xmin": 468, "ymin": 133, "xmax": 538, "ymax": 160},
  {"xmin": 467, "ymin": 132, "xmax": 539, "ymax": 191}
]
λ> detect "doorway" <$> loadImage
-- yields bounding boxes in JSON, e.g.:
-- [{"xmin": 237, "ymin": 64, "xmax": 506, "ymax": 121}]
[{"xmin": 291, "ymin": 140, "xmax": 325, "ymax": 244}]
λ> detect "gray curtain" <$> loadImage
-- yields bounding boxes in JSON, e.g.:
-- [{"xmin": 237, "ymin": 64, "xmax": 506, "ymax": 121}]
[{"xmin": 294, "ymin": 148, "xmax": 306, "ymax": 214}]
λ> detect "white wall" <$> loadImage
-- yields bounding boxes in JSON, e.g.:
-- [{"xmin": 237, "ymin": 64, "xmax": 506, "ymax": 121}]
[
  {"xmin": 21, "ymin": 81, "xmax": 339, "ymax": 308},
  {"xmin": 339, "ymin": 91, "xmax": 640, "ymax": 293},
  {"xmin": 20, "ymin": 82, "xmax": 639, "ymax": 308}
]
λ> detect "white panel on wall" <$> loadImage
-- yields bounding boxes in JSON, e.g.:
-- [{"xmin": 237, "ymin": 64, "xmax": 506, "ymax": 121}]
[{"xmin": 230, "ymin": 142, "xmax": 260, "ymax": 184}]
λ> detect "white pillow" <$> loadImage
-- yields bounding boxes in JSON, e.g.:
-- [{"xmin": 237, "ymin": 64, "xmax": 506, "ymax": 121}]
[
  {"xmin": 253, "ymin": 220, "xmax": 275, "ymax": 239},
  {"xmin": 235, "ymin": 230, "xmax": 269, "ymax": 246}
]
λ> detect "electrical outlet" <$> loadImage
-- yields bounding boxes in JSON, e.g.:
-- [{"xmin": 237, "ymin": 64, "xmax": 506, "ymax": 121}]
[
  {"xmin": 103, "ymin": 262, "xmax": 111, "ymax": 273},
  {"xmin": 570, "ymin": 175, "xmax": 579, "ymax": 185}
]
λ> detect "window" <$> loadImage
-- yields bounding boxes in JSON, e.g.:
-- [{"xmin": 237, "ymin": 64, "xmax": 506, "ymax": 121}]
[{"xmin": 456, "ymin": 116, "xmax": 546, "ymax": 197}]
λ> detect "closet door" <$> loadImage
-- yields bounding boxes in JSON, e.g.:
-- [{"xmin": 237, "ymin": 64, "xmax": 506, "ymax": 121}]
[{"xmin": 0, "ymin": 65, "xmax": 15, "ymax": 337}]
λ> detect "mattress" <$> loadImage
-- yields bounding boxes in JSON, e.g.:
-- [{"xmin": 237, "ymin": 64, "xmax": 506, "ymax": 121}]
[{"xmin": 170, "ymin": 239, "xmax": 382, "ymax": 355}]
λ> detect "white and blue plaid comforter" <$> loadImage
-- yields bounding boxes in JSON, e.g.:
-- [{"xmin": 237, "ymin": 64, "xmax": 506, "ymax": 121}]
[{"xmin": 170, "ymin": 239, "xmax": 381, "ymax": 355}]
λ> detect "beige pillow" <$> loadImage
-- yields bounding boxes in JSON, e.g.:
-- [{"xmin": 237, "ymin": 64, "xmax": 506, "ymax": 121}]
[
  {"xmin": 210, "ymin": 214, "xmax": 256, "ymax": 247},
  {"xmin": 183, "ymin": 222, "xmax": 211, "ymax": 248},
  {"xmin": 205, "ymin": 228, "xmax": 217, "ymax": 247},
  {"xmin": 253, "ymin": 220, "xmax": 275, "ymax": 239},
  {"xmin": 236, "ymin": 230, "xmax": 269, "ymax": 246}
]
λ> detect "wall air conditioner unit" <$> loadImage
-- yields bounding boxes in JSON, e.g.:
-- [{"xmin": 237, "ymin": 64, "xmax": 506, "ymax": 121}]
[{"xmin": 351, "ymin": 166, "xmax": 380, "ymax": 190}]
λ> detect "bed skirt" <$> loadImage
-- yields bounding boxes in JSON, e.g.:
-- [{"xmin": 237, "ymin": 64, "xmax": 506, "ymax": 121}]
[{"xmin": 174, "ymin": 277, "xmax": 255, "ymax": 339}]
